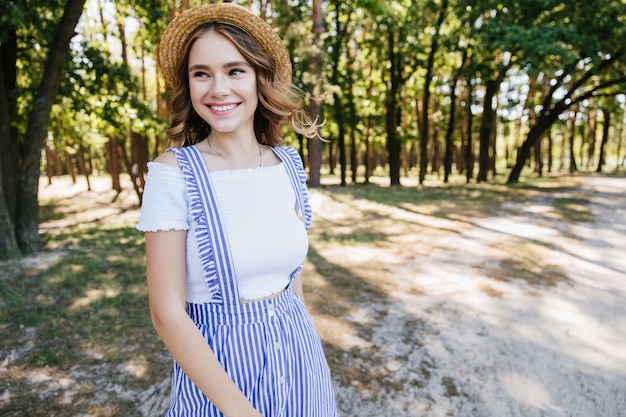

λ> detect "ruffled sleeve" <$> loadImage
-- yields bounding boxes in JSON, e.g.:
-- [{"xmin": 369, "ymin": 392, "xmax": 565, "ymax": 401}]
[{"xmin": 136, "ymin": 161, "xmax": 190, "ymax": 232}]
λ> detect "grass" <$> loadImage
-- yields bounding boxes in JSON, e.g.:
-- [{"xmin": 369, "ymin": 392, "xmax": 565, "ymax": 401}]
[
  {"xmin": 0, "ymin": 172, "xmax": 605, "ymax": 416},
  {"xmin": 0, "ymin": 179, "xmax": 167, "ymax": 416}
]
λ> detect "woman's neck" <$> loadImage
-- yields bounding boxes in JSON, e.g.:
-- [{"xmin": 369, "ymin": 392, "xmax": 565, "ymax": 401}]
[{"xmin": 201, "ymin": 134, "xmax": 263, "ymax": 170}]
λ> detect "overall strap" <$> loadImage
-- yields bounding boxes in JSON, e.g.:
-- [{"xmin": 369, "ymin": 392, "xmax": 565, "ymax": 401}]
[
  {"xmin": 173, "ymin": 146, "xmax": 239, "ymax": 305},
  {"xmin": 272, "ymin": 146, "xmax": 313, "ymax": 281},
  {"xmin": 272, "ymin": 146, "xmax": 312, "ymax": 231}
]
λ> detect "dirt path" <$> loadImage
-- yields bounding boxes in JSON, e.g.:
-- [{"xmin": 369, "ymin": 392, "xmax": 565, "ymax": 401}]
[
  {"xmin": 321, "ymin": 175, "xmax": 626, "ymax": 417},
  {"xmin": 9, "ymin": 175, "xmax": 625, "ymax": 416}
]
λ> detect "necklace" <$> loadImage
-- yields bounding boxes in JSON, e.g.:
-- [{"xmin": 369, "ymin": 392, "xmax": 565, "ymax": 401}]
[{"xmin": 207, "ymin": 138, "xmax": 263, "ymax": 169}]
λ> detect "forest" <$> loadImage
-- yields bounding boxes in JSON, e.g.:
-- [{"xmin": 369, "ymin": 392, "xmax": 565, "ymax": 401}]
[{"xmin": 1, "ymin": 0, "xmax": 626, "ymax": 260}]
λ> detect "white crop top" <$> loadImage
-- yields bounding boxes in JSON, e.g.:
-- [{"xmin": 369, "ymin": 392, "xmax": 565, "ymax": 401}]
[{"xmin": 136, "ymin": 161, "xmax": 309, "ymax": 302}]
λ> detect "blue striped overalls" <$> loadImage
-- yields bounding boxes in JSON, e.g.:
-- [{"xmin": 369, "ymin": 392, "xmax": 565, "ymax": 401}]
[{"xmin": 166, "ymin": 146, "xmax": 337, "ymax": 417}]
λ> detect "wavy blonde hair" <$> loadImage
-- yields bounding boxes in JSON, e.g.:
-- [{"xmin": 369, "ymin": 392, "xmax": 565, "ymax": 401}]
[{"xmin": 165, "ymin": 23, "xmax": 319, "ymax": 148}]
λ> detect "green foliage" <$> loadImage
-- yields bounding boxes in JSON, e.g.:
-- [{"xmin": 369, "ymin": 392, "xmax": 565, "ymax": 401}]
[
  {"xmin": 122, "ymin": 0, "xmax": 169, "ymax": 45},
  {"xmin": 4, "ymin": 0, "xmax": 169, "ymax": 161},
  {"xmin": 357, "ymin": 0, "xmax": 387, "ymax": 15},
  {"xmin": 0, "ymin": 1, "xmax": 26, "ymax": 36},
  {"xmin": 52, "ymin": 39, "xmax": 163, "ymax": 152},
  {"xmin": 3, "ymin": 0, "xmax": 626, "ymax": 193},
  {"xmin": 470, "ymin": 0, "xmax": 626, "ymax": 73},
  {"xmin": 0, "ymin": 0, "xmax": 66, "ymax": 41},
  {"xmin": 3, "ymin": 0, "xmax": 70, "ymax": 134}
]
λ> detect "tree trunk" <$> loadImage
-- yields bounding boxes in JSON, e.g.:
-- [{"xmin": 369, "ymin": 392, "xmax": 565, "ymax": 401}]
[
  {"xmin": 131, "ymin": 132, "xmax": 148, "ymax": 190},
  {"xmin": 349, "ymin": 127, "xmax": 357, "ymax": 184},
  {"xmin": 490, "ymin": 94, "xmax": 498, "ymax": 176},
  {"xmin": 418, "ymin": 52, "xmax": 433, "ymax": 185},
  {"xmin": 419, "ymin": 2, "xmax": 447, "ymax": 185},
  {"xmin": 307, "ymin": 0, "xmax": 325, "ymax": 188},
  {"xmin": 0, "ymin": 44, "xmax": 21, "ymax": 259},
  {"xmin": 431, "ymin": 101, "xmax": 441, "ymax": 176},
  {"xmin": 444, "ymin": 49, "xmax": 466, "ymax": 183},
  {"xmin": 108, "ymin": 137, "xmax": 122, "ymax": 193},
  {"xmin": 335, "ymin": 98, "xmax": 347, "ymax": 186},
  {"xmin": 327, "ymin": 134, "xmax": 335, "ymax": 175},
  {"xmin": 559, "ymin": 123, "xmax": 567, "ymax": 170},
  {"xmin": 444, "ymin": 88, "xmax": 456, "ymax": 183},
  {"xmin": 77, "ymin": 144, "xmax": 92, "ymax": 191},
  {"xmin": 44, "ymin": 143, "xmax": 54, "ymax": 185},
  {"xmin": 534, "ymin": 135, "xmax": 543, "ymax": 176},
  {"xmin": 364, "ymin": 118, "xmax": 372, "ymax": 184},
  {"xmin": 477, "ymin": 79, "xmax": 498, "ymax": 182},
  {"xmin": 0, "ymin": 168, "xmax": 20, "ymax": 260},
  {"xmin": 66, "ymin": 147, "xmax": 76, "ymax": 184},
  {"xmin": 587, "ymin": 109, "xmax": 597, "ymax": 169},
  {"xmin": 386, "ymin": 25, "xmax": 401, "ymax": 186},
  {"xmin": 596, "ymin": 108, "xmax": 610, "ymax": 173},
  {"xmin": 547, "ymin": 127, "xmax": 553, "ymax": 173},
  {"xmin": 569, "ymin": 110, "xmax": 578, "ymax": 173},
  {"xmin": 0, "ymin": 28, "xmax": 19, "ymax": 227},
  {"xmin": 15, "ymin": 0, "xmax": 87, "ymax": 254},
  {"xmin": 346, "ymin": 57, "xmax": 358, "ymax": 184},
  {"xmin": 465, "ymin": 80, "xmax": 474, "ymax": 183},
  {"xmin": 615, "ymin": 116, "xmax": 624, "ymax": 172},
  {"xmin": 508, "ymin": 103, "xmax": 564, "ymax": 183}
]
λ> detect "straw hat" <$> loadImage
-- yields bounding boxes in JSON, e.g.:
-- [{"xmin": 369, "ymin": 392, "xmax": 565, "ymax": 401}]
[{"xmin": 159, "ymin": 3, "xmax": 292, "ymax": 91}]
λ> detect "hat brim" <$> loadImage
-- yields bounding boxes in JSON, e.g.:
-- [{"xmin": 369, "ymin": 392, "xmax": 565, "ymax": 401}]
[{"xmin": 159, "ymin": 3, "xmax": 292, "ymax": 92}]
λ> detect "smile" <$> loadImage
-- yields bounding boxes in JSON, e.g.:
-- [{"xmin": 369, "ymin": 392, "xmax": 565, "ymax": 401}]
[{"xmin": 210, "ymin": 103, "xmax": 238, "ymax": 112}]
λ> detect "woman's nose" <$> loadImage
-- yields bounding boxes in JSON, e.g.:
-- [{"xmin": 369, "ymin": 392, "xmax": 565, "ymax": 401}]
[{"xmin": 210, "ymin": 74, "xmax": 230, "ymax": 97}]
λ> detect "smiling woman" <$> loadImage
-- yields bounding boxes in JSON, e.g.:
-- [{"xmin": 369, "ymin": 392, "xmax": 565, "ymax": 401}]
[{"xmin": 136, "ymin": 3, "xmax": 335, "ymax": 417}]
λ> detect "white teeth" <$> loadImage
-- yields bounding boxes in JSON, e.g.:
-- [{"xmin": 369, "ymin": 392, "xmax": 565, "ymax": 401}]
[{"xmin": 211, "ymin": 104, "xmax": 237, "ymax": 112}]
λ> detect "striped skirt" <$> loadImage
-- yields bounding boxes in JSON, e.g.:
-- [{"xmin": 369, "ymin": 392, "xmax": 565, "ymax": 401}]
[{"xmin": 166, "ymin": 286, "xmax": 337, "ymax": 417}]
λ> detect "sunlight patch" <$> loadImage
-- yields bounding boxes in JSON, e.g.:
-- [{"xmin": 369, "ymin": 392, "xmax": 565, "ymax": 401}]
[
  {"xmin": 499, "ymin": 372, "xmax": 563, "ymax": 413},
  {"xmin": 69, "ymin": 288, "xmax": 120, "ymax": 310},
  {"xmin": 122, "ymin": 360, "xmax": 148, "ymax": 378},
  {"xmin": 314, "ymin": 315, "xmax": 373, "ymax": 351}
]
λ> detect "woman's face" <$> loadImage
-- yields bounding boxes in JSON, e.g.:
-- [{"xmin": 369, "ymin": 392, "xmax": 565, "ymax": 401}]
[{"xmin": 188, "ymin": 30, "xmax": 258, "ymax": 137}]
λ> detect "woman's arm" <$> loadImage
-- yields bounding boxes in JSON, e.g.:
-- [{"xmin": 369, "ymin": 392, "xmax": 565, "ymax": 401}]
[{"xmin": 145, "ymin": 230, "xmax": 263, "ymax": 417}]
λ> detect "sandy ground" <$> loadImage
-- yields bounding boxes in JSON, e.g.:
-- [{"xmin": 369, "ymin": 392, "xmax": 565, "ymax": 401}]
[
  {"xmin": 6, "ymin": 174, "xmax": 626, "ymax": 416},
  {"xmin": 320, "ymin": 175, "xmax": 626, "ymax": 417}
]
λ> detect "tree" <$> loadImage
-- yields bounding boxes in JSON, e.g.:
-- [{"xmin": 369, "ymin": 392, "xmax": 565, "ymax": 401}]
[
  {"xmin": 443, "ymin": 48, "xmax": 469, "ymax": 183},
  {"xmin": 0, "ymin": 0, "xmax": 88, "ymax": 259},
  {"xmin": 596, "ymin": 99, "xmax": 618, "ymax": 173},
  {"xmin": 327, "ymin": 1, "xmax": 351, "ymax": 186},
  {"xmin": 378, "ymin": 1, "xmax": 422, "ymax": 186},
  {"xmin": 505, "ymin": 0, "xmax": 626, "ymax": 182},
  {"xmin": 418, "ymin": 0, "xmax": 449, "ymax": 185},
  {"xmin": 0, "ymin": 53, "xmax": 20, "ymax": 259},
  {"xmin": 0, "ymin": 1, "xmax": 24, "ymax": 259},
  {"xmin": 305, "ymin": 0, "xmax": 326, "ymax": 187}
]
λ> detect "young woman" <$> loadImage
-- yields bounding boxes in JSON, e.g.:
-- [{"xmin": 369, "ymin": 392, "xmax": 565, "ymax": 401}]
[{"xmin": 136, "ymin": 4, "xmax": 337, "ymax": 417}]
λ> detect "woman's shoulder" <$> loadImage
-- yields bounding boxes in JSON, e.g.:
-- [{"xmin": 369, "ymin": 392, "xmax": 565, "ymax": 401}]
[
  {"xmin": 146, "ymin": 151, "xmax": 183, "ymax": 180},
  {"xmin": 153, "ymin": 149, "xmax": 179, "ymax": 167}
]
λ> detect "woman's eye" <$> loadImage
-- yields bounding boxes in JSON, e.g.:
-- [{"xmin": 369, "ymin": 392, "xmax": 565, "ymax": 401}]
[
  {"xmin": 230, "ymin": 68, "xmax": 244, "ymax": 76},
  {"xmin": 192, "ymin": 71, "xmax": 209, "ymax": 78}
]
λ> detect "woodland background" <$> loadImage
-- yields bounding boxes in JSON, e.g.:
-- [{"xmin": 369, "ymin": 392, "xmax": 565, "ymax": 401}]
[{"xmin": 1, "ymin": 0, "xmax": 626, "ymax": 260}]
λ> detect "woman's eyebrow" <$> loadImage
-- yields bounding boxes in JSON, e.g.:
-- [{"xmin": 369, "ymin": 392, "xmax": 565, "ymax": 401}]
[
  {"xmin": 223, "ymin": 61, "xmax": 251, "ymax": 69},
  {"xmin": 188, "ymin": 61, "xmax": 251, "ymax": 72},
  {"xmin": 188, "ymin": 64, "xmax": 209, "ymax": 72}
]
